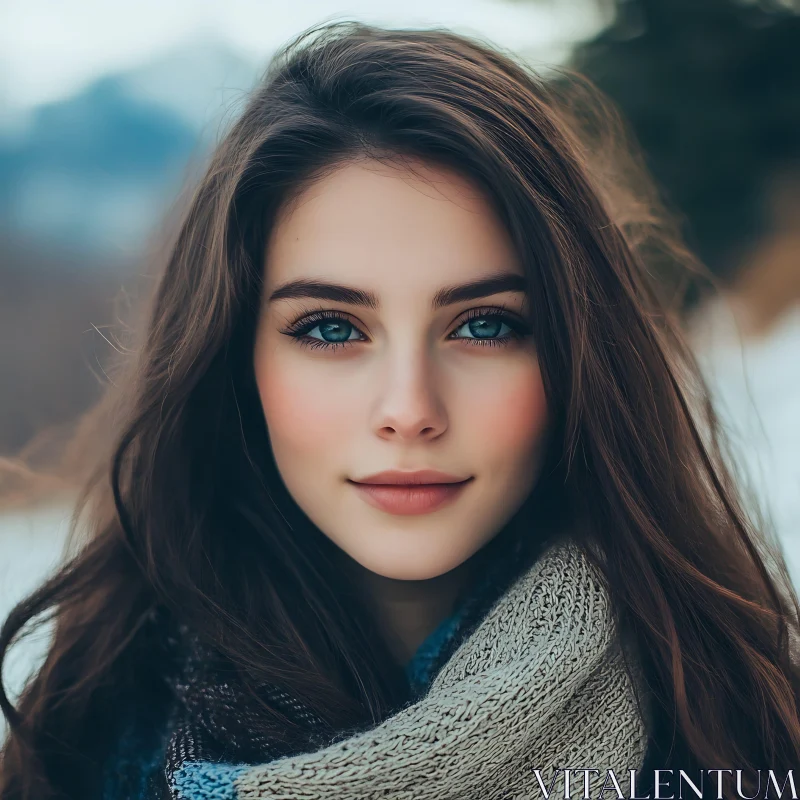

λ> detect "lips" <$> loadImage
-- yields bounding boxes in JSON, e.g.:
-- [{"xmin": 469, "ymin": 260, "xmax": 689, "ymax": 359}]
[
  {"xmin": 347, "ymin": 472, "xmax": 474, "ymax": 515},
  {"xmin": 351, "ymin": 469, "xmax": 470, "ymax": 485}
]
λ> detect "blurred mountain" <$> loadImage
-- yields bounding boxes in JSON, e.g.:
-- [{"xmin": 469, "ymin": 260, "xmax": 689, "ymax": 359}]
[
  {"xmin": 0, "ymin": 39, "xmax": 261, "ymax": 258},
  {"xmin": 0, "ymin": 40, "xmax": 263, "ymax": 455}
]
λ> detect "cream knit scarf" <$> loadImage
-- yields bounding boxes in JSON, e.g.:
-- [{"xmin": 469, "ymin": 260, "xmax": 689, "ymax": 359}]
[{"xmin": 172, "ymin": 539, "xmax": 650, "ymax": 800}]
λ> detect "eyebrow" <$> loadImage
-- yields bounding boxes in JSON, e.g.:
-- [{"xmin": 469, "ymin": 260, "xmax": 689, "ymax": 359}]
[{"xmin": 267, "ymin": 273, "xmax": 528, "ymax": 311}]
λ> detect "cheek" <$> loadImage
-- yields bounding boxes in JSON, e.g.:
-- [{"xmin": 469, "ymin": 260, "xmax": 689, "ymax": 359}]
[
  {"xmin": 467, "ymin": 362, "xmax": 549, "ymax": 462},
  {"xmin": 254, "ymin": 350, "xmax": 353, "ymax": 460}
]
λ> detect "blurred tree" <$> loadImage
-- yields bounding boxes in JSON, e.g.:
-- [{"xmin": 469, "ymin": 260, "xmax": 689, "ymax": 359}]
[{"xmin": 567, "ymin": 0, "xmax": 800, "ymax": 305}]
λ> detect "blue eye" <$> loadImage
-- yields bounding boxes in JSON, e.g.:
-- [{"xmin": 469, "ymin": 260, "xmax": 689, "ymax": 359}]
[
  {"xmin": 304, "ymin": 319, "xmax": 364, "ymax": 345},
  {"xmin": 281, "ymin": 306, "xmax": 530, "ymax": 352},
  {"xmin": 445, "ymin": 308, "xmax": 530, "ymax": 348},
  {"xmin": 450, "ymin": 314, "xmax": 514, "ymax": 344},
  {"xmin": 278, "ymin": 313, "xmax": 365, "ymax": 352}
]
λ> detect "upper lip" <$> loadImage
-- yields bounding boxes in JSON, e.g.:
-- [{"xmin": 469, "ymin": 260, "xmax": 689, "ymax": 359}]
[{"xmin": 350, "ymin": 469, "xmax": 472, "ymax": 485}]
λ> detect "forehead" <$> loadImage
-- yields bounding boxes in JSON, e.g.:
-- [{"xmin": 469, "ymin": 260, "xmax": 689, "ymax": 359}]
[{"xmin": 263, "ymin": 158, "xmax": 521, "ymax": 294}]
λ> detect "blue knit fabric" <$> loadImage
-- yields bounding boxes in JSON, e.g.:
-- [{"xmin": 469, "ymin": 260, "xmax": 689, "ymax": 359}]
[
  {"xmin": 172, "ymin": 762, "xmax": 248, "ymax": 800},
  {"xmin": 404, "ymin": 610, "xmax": 466, "ymax": 698},
  {"xmin": 102, "ymin": 703, "xmax": 175, "ymax": 799}
]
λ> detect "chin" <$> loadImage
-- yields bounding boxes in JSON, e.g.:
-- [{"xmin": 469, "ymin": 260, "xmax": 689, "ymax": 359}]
[
  {"xmin": 369, "ymin": 565, "xmax": 445, "ymax": 581},
  {"xmin": 355, "ymin": 546, "xmax": 471, "ymax": 582}
]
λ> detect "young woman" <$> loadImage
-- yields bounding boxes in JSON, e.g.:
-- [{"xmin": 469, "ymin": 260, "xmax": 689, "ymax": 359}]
[{"xmin": 2, "ymin": 20, "xmax": 799, "ymax": 800}]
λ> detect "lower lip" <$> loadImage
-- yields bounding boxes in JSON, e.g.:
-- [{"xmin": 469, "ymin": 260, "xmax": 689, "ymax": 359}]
[{"xmin": 348, "ymin": 479, "xmax": 473, "ymax": 516}]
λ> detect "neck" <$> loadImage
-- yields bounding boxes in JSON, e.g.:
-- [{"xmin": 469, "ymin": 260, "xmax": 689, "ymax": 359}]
[{"xmin": 343, "ymin": 554, "xmax": 480, "ymax": 667}]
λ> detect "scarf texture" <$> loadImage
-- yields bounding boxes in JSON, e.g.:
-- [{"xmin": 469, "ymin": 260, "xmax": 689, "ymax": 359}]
[{"xmin": 161, "ymin": 539, "xmax": 650, "ymax": 800}]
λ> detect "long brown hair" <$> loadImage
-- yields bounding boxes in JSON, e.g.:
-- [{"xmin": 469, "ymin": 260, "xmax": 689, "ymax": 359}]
[{"xmin": 2, "ymin": 20, "xmax": 799, "ymax": 799}]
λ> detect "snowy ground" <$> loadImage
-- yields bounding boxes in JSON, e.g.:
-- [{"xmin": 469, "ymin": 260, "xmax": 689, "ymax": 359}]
[
  {"xmin": 0, "ymin": 504, "xmax": 73, "ymax": 720},
  {"xmin": 1, "ymin": 297, "xmax": 799, "ymax": 717},
  {"xmin": 690, "ymin": 299, "xmax": 800, "ymax": 586}
]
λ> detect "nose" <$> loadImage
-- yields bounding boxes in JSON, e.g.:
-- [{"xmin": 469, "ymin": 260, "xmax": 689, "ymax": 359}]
[{"xmin": 371, "ymin": 344, "xmax": 448, "ymax": 442}]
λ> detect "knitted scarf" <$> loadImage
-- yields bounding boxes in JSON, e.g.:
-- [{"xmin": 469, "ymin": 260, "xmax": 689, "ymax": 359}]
[{"xmin": 160, "ymin": 539, "xmax": 651, "ymax": 800}]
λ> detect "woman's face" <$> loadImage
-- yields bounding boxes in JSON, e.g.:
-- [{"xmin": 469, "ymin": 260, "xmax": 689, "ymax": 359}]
[{"xmin": 253, "ymin": 158, "xmax": 549, "ymax": 581}]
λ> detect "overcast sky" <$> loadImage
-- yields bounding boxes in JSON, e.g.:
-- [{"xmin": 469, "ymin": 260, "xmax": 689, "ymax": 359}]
[{"xmin": 0, "ymin": 0, "xmax": 605, "ymax": 112}]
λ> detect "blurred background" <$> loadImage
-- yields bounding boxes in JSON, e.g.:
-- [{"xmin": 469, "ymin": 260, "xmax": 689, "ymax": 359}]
[{"xmin": 1, "ymin": 0, "xmax": 799, "ymax": 703}]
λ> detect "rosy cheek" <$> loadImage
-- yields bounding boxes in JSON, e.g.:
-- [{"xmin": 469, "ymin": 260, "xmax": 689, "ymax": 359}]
[
  {"xmin": 256, "ymin": 353, "xmax": 352, "ymax": 458},
  {"xmin": 468, "ymin": 365, "xmax": 549, "ymax": 455}
]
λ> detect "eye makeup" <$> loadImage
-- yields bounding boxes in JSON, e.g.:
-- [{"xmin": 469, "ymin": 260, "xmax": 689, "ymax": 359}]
[{"xmin": 278, "ymin": 303, "xmax": 533, "ymax": 353}]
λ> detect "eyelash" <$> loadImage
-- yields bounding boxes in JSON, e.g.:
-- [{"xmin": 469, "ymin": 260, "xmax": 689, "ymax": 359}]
[{"xmin": 279, "ymin": 303, "xmax": 531, "ymax": 353}]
